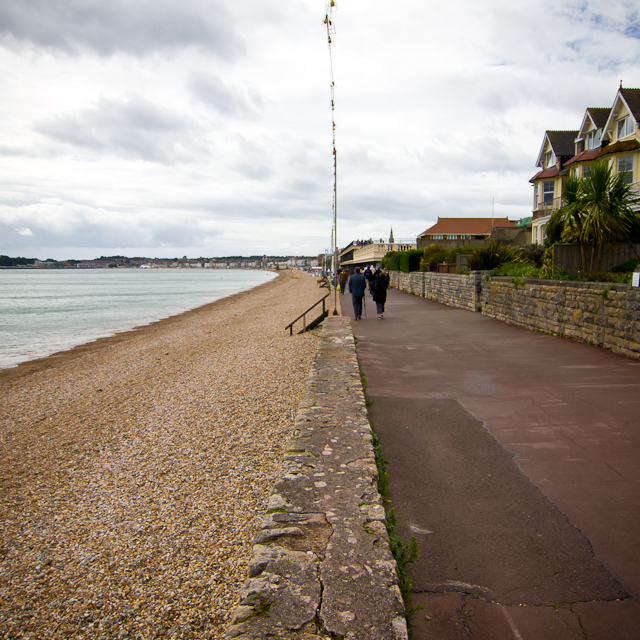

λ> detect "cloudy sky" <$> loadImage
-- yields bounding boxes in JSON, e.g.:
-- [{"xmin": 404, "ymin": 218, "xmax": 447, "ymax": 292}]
[{"xmin": 1, "ymin": 0, "xmax": 639, "ymax": 260}]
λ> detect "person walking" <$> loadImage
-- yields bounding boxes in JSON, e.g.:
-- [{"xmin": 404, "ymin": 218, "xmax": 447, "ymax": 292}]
[
  {"xmin": 371, "ymin": 269, "xmax": 390, "ymax": 319},
  {"xmin": 348, "ymin": 267, "xmax": 367, "ymax": 320},
  {"xmin": 338, "ymin": 268, "xmax": 348, "ymax": 295},
  {"xmin": 364, "ymin": 265, "xmax": 375, "ymax": 297}
]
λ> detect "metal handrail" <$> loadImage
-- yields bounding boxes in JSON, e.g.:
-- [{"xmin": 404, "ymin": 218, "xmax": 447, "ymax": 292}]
[{"xmin": 285, "ymin": 294, "xmax": 330, "ymax": 335}]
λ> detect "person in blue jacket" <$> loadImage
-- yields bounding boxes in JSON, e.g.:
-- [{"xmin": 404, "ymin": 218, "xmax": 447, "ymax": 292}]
[{"xmin": 348, "ymin": 267, "xmax": 367, "ymax": 320}]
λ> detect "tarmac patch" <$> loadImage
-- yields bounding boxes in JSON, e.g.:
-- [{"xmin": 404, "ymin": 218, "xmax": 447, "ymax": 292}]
[{"xmin": 369, "ymin": 396, "xmax": 628, "ymax": 606}]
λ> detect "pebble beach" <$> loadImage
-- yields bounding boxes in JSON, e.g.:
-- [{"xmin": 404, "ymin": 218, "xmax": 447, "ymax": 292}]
[{"xmin": 0, "ymin": 271, "xmax": 326, "ymax": 639}]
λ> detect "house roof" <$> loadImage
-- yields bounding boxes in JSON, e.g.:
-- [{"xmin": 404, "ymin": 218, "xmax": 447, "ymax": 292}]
[
  {"xmin": 603, "ymin": 87, "xmax": 640, "ymax": 139},
  {"xmin": 535, "ymin": 130, "xmax": 579, "ymax": 167},
  {"xmin": 546, "ymin": 131, "xmax": 579, "ymax": 156},
  {"xmin": 620, "ymin": 88, "xmax": 640, "ymax": 121},
  {"xmin": 597, "ymin": 138, "xmax": 640, "ymax": 158},
  {"xmin": 419, "ymin": 217, "xmax": 516, "ymax": 237},
  {"xmin": 564, "ymin": 148, "xmax": 600, "ymax": 167},
  {"xmin": 586, "ymin": 107, "xmax": 611, "ymax": 129},
  {"xmin": 529, "ymin": 166, "xmax": 560, "ymax": 182}
]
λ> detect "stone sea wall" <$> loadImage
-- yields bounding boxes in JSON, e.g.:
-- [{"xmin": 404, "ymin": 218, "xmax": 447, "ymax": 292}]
[
  {"xmin": 389, "ymin": 271, "xmax": 640, "ymax": 359},
  {"xmin": 226, "ymin": 316, "xmax": 407, "ymax": 640},
  {"xmin": 389, "ymin": 271, "xmax": 488, "ymax": 313}
]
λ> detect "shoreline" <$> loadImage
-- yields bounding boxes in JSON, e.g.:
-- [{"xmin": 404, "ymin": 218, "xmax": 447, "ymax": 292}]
[
  {"xmin": 0, "ymin": 270, "xmax": 278, "ymax": 380},
  {"xmin": 0, "ymin": 271, "xmax": 324, "ymax": 639}
]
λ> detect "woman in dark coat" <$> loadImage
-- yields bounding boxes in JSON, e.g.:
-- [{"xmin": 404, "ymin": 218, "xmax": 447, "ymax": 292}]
[{"xmin": 371, "ymin": 269, "xmax": 389, "ymax": 319}]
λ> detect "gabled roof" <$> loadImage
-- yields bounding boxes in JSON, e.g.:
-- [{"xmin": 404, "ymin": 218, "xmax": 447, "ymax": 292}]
[
  {"xmin": 419, "ymin": 217, "xmax": 516, "ymax": 237},
  {"xmin": 603, "ymin": 87, "xmax": 640, "ymax": 139},
  {"xmin": 586, "ymin": 107, "xmax": 611, "ymax": 130},
  {"xmin": 535, "ymin": 131, "xmax": 579, "ymax": 167},
  {"xmin": 576, "ymin": 107, "xmax": 610, "ymax": 141},
  {"xmin": 620, "ymin": 88, "xmax": 640, "ymax": 121}
]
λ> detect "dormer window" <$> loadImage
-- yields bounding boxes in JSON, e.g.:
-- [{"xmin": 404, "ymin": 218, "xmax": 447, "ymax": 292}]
[
  {"xmin": 545, "ymin": 151, "xmax": 555, "ymax": 168},
  {"xmin": 617, "ymin": 116, "xmax": 634, "ymax": 140},
  {"xmin": 586, "ymin": 129, "xmax": 602, "ymax": 150}
]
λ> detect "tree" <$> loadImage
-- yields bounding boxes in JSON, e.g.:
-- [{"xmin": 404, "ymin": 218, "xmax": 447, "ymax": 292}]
[
  {"xmin": 581, "ymin": 161, "xmax": 639, "ymax": 270},
  {"xmin": 555, "ymin": 160, "xmax": 640, "ymax": 272},
  {"xmin": 555, "ymin": 172, "xmax": 587, "ymax": 269}
]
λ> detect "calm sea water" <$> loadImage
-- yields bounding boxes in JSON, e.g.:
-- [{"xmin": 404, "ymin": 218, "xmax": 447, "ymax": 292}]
[{"xmin": 0, "ymin": 269, "xmax": 276, "ymax": 369}]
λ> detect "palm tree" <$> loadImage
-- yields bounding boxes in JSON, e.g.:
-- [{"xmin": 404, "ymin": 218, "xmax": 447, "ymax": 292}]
[
  {"xmin": 581, "ymin": 160, "xmax": 639, "ymax": 271},
  {"xmin": 555, "ymin": 172, "xmax": 587, "ymax": 270}
]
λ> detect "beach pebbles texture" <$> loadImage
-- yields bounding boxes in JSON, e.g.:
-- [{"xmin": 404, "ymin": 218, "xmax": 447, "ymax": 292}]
[{"xmin": 0, "ymin": 271, "xmax": 325, "ymax": 639}]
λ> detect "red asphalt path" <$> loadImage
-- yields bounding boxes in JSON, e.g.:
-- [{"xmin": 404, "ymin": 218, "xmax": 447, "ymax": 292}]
[{"xmin": 347, "ymin": 288, "xmax": 640, "ymax": 640}]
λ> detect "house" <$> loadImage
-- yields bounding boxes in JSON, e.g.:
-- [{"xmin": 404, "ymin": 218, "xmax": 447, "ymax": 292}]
[
  {"xmin": 530, "ymin": 86, "xmax": 640, "ymax": 245},
  {"xmin": 417, "ymin": 217, "xmax": 518, "ymax": 250}
]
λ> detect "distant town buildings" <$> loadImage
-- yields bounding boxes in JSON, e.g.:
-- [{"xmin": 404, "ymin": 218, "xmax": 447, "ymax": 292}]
[{"xmin": 1, "ymin": 255, "xmax": 320, "ymax": 270}]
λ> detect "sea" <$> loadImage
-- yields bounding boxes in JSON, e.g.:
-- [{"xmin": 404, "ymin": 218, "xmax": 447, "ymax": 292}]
[{"xmin": 0, "ymin": 268, "xmax": 276, "ymax": 369}]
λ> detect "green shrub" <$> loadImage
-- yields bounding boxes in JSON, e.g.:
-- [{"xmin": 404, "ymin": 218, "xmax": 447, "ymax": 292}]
[
  {"xmin": 383, "ymin": 251, "xmax": 402, "ymax": 272},
  {"xmin": 493, "ymin": 262, "xmax": 543, "ymax": 278},
  {"xmin": 518, "ymin": 244, "xmax": 545, "ymax": 268},
  {"xmin": 612, "ymin": 258, "xmax": 640, "ymax": 273},
  {"xmin": 398, "ymin": 249, "xmax": 424, "ymax": 273},
  {"xmin": 421, "ymin": 244, "xmax": 472, "ymax": 271},
  {"xmin": 467, "ymin": 241, "xmax": 523, "ymax": 270}
]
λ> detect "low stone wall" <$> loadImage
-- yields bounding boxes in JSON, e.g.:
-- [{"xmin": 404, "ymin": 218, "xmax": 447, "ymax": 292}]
[
  {"xmin": 389, "ymin": 271, "xmax": 640, "ymax": 359},
  {"xmin": 481, "ymin": 278, "xmax": 640, "ymax": 359},
  {"xmin": 389, "ymin": 271, "xmax": 485, "ymax": 312},
  {"xmin": 225, "ymin": 316, "xmax": 407, "ymax": 640}
]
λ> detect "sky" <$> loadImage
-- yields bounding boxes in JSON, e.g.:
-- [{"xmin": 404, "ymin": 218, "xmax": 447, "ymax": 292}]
[{"xmin": 1, "ymin": 0, "xmax": 640, "ymax": 260}]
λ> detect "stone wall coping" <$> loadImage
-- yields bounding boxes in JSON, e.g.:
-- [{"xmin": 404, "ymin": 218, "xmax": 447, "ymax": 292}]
[
  {"xmin": 488, "ymin": 276, "xmax": 633, "ymax": 291},
  {"xmin": 225, "ymin": 316, "xmax": 408, "ymax": 640}
]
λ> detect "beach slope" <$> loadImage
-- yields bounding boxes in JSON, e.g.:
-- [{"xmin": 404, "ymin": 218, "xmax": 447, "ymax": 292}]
[{"xmin": 0, "ymin": 271, "xmax": 324, "ymax": 639}]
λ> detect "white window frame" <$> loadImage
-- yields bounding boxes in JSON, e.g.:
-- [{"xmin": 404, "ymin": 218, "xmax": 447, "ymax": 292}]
[
  {"xmin": 545, "ymin": 150, "xmax": 555, "ymax": 168},
  {"xmin": 586, "ymin": 129, "xmax": 602, "ymax": 150},
  {"xmin": 618, "ymin": 155, "xmax": 633, "ymax": 183},
  {"xmin": 543, "ymin": 180, "xmax": 554, "ymax": 203},
  {"xmin": 617, "ymin": 116, "xmax": 634, "ymax": 140}
]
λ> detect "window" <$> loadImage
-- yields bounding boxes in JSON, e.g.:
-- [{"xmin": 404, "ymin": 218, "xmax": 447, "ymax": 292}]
[
  {"xmin": 543, "ymin": 181, "xmax": 554, "ymax": 203},
  {"xmin": 617, "ymin": 116, "xmax": 634, "ymax": 139},
  {"xmin": 447, "ymin": 235, "xmax": 457, "ymax": 240},
  {"xmin": 432, "ymin": 234, "xmax": 443, "ymax": 240},
  {"xmin": 586, "ymin": 129, "xmax": 601, "ymax": 150},
  {"xmin": 583, "ymin": 164, "xmax": 591, "ymax": 178},
  {"xmin": 619, "ymin": 156, "xmax": 633, "ymax": 183},
  {"xmin": 545, "ymin": 151, "xmax": 555, "ymax": 168}
]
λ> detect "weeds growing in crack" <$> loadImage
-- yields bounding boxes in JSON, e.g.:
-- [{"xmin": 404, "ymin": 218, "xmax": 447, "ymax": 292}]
[{"xmin": 360, "ymin": 362, "xmax": 421, "ymax": 633}]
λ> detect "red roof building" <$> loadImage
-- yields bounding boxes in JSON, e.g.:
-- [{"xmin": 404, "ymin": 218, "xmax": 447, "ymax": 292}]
[{"xmin": 417, "ymin": 217, "xmax": 519, "ymax": 249}]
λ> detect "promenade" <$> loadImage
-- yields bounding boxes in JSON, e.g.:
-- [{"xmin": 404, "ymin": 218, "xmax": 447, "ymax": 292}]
[{"xmin": 347, "ymin": 286, "xmax": 640, "ymax": 640}]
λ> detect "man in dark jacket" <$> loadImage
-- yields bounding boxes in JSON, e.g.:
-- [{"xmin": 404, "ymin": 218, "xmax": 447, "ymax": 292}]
[{"xmin": 348, "ymin": 267, "xmax": 367, "ymax": 320}]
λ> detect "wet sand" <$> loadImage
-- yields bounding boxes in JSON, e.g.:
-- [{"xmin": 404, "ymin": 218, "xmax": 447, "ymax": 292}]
[{"xmin": 0, "ymin": 271, "xmax": 325, "ymax": 639}]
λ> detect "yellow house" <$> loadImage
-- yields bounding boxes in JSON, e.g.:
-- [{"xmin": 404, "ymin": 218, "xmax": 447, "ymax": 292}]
[
  {"xmin": 530, "ymin": 130, "xmax": 577, "ymax": 245},
  {"xmin": 530, "ymin": 86, "xmax": 640, "ymax": 245}
]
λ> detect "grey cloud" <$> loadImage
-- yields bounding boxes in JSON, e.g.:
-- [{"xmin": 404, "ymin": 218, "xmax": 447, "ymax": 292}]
[
  {"xmin": 36, "ymin": 96, "xmax": 202, "ymax": 164},
  {"xmin": 0, "ymin": 208, "xmax": 223, "ymax": 254},
  {"xmin": 188, "ymin": 72, "xmax": 264, "ymax": 117},
  {"xmin": 0, "ymin": 0, "xmax": 242, "ymax": 58}
]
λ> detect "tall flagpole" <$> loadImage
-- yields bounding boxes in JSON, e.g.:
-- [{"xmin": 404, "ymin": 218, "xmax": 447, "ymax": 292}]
[{"xmin": 324, "ymin": 1, "xmax": 338, "ymax": 315}]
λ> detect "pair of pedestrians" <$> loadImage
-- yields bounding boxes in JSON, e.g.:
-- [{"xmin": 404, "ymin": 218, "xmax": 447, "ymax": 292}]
[{"xmin": 348, "ymin": 268, "xmax": 389, "ymax": 320}]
